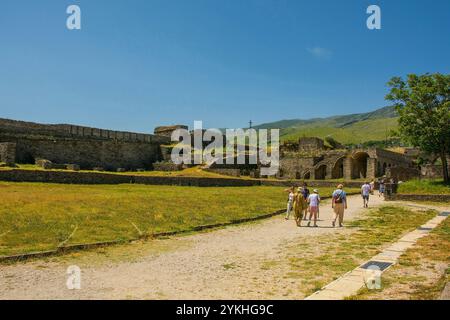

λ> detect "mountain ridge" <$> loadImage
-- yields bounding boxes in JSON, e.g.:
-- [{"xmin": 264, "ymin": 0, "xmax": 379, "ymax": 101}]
[{"xmin": 254, "ymin": 106, "xmax": 399, "ymax": 145}]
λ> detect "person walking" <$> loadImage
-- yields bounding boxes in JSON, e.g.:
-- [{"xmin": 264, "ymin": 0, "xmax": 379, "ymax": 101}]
[
  {"xmin": 302, "ymin": 183, "xmax": 310, "ymax": 220},
  {"xmin": 293, "ymin": 187, "xmax": 307, "ymax": 227},
  {"xmin": 379, "ymin": 178, "xmax": 385, "ymax": 198},
  {"xmin": 285, "ymin": 187, "xmax": 295, "ymax": 220},
  {"xmin": 307, "ymin": 189, "xmax": 320, "ymax": 227},
  {"xmin": 370, "ymin": 180, "xmax": 375, "ymax": 195},
  {"xmin": 361, "ymin": 182, "xmax": 371, "ymax": 208},
  {"xmin": 331, "ymin": 184, "xmax": 347, "ymax": 227}
]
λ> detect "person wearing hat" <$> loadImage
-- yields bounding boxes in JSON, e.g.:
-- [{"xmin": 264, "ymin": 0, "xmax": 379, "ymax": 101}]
[
  {"xmin": 293, "ymin": 187, "xmax": 307, "ymax": 227},
  {"xmin": 284, "ymin": 186, "xmax": 295, "ymax": 220},
  {"xmin": 331, "ymin": 184, "xmax": 347, "ymax": 227},
  {"xmin": 306, "ymin": 189, "xmax": 320, "ymax": 227}
]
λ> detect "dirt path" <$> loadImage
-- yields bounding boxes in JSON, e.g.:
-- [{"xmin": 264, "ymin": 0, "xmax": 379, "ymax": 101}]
[{"xmin": 0, "ymin": 194, "xmax": 389, "ymax": 300}]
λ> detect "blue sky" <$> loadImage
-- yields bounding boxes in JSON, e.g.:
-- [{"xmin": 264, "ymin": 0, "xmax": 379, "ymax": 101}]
[{"xmin": 0, "ymin": 0, "xmax": 449, "ymax": 132}]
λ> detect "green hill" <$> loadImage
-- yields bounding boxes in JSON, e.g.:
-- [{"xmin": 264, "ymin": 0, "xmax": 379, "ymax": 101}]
[{"xmin": 254, "ymin": 106, "xmax": 399, "ymax": 145}]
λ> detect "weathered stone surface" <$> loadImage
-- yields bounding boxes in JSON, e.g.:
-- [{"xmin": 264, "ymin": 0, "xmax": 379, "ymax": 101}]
[
  {"xmin": 153, "ymin": 161, "xmax": 183, "ymax": 171},
  {"xmin": 0, "ymin": 142, "xmax": 16, "ymax": 165},
  {"xmin": 66, "ymin": 164, "xmax": 80, "ymax": 171},
  {"xmin": 154, "ymin": 125, "xmax": 188, "ymax": 137}
]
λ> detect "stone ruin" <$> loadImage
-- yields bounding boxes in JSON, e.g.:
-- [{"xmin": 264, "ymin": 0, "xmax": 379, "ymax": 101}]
[
  {"xmin": 0, "ymin": 118, "xmax": 424, "ymax": 181},
  {"xmin": 278, "ymin": 137, "xmax": 415, "ymax": 181}
]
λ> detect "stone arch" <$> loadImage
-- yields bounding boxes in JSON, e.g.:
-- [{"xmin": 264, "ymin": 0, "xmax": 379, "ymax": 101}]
[
  {"xmin": 331, "ymin": 157, "xmax": 345, "ymax": 179},
  {"xmin": 352, "ymin": 152, "xmax": 370, "ymax": 179},
  {"xmin": 314, "ymin": 164, "xmax": 327, "ymax": 180}
]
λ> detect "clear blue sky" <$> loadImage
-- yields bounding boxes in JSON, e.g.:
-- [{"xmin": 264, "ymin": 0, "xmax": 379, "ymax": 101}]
[{"xmin": 0, "ymin": 0, "xmax": 449, "ymax": 132}]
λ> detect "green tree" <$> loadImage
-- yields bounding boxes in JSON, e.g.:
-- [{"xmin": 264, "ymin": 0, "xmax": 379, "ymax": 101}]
[{"xmin": 386, "ymin": 73, "xmax": 450, "ymax": 183}]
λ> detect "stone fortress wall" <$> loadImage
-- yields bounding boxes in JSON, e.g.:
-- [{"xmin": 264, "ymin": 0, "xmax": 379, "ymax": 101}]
[
  {"xmin": 279, "ymin": 137, "xmax": 414, "ymax": 181},
  {"xmin": 0, "ymin": 118, "xmax": 171, "ymax": 170}
]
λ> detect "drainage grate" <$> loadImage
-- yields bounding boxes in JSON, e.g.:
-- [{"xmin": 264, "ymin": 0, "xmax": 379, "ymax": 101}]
[
  {"xmin": 417, "ymin": 227, "xmax": 433, "ymax": 231},
  {"xmin": 360, "ymin": 261, "xmax": 393, "ymax": 271},
  {"xmin": 439, "ymin": 212, "xmax": 450, "ymax": 217}
]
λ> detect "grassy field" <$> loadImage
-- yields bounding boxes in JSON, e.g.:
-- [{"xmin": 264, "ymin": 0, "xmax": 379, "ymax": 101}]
[
  {"xmin": 270, "ymin": 205, "xmax": 438, "ymax": 296},
  {"xmin": 398, "ymin": 179, "xmax": 450, "ymax": 195},
  {"xmin": 350, "ymin": 214, "xmax": 450, "ymax": 300},
  {"xmin": 0, "ymin": 182, "xmax": 355, "ymax": 257}
]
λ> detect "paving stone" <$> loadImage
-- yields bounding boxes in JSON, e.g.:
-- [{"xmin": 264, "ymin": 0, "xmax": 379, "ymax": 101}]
[
  {"xmin": 372, "ymin": 250, "xmax": 402, "ymax": 262},
  {"xmin": 385, "ymin": 241, "xmax": 415, "ymax": 252},
  {"xmin": 324, "ymin": 278, "xmax": 365, "ymax": 292},
  {"xmin": 398, "ymin": 233, "xmax": 427, "ymax": 243},
  {"xmin": 305, "ymin": 290, "xmax": 348, "ymax": 300}
]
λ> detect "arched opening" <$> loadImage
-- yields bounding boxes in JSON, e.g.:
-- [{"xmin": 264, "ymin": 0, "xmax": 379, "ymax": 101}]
[
  {"xmin": 314, "ymin": 164, "xmax": 327, "ymax": 180},
  {"xmin": 383, "ymin": 162, "xmax": 387, "ymax": 175},
  {"xmin": 352, "ymin": 152, "xmax": 369, "ymax": 179},
  {"xmin": 303, "ymin": 171, "xmax": 311, "ymax": 180},
  {"xmin": 295, "ymin": 171, "xmax": 301, "ymax": 179},
  {"xmin": 332, "ymin": 157, "xmax": 345, "ymax": 179},
  {"xmin": 19, "ymin": 152, "xmax": 35, "ymax": 164}
]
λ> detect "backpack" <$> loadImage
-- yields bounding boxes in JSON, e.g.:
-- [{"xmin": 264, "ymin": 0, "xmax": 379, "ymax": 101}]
[{"xmin": 334, "ymin": 190, "xmax": 344, "ymax": 203}]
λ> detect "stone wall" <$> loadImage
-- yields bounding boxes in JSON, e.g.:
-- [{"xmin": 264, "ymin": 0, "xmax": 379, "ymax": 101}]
[
  {"xmin": 204, "ymin": 168, "xmax": 242, "ymax": 177},
  {"xmin": 298, "ymin": 137, "xmax": 325, "ymax": 151},
  {"xmin": 0, "ymin": 169, "xmax": 373, "ymax": 188},
  {"xmin": 0, "ymin": 142, "xmax": 16, "ymax": 165},
  {"xmin": 386, "ymin": 166, "xmax": 421, "ymax": 181},
  {"xmin": 153, "ymin": 161, "xmax": 183, "ymax": 171},
  {"xmin": 0, "ymin": 118, "xmax": 172, "ymax": 170},
  {"xmin": 6, "ymin": 136, "xmax": 161, "ymax": 170},
  {"xmin": 421, "ymin": 164, "xmax": 450, "ymax": 179},
  {"xmin": 0, "ymin": 169, "xmax": 257, "ymax": 187},
  {"xmin": 385, "ymin": 193, "xmax": 450, "ymax": 203},
  {"xmin": 0, "ymin": 118, "xmax": 169, "ymax": 144}
]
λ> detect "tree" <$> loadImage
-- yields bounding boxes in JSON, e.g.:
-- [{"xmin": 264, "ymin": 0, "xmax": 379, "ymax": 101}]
[{"xmin": 386, "ymin": 73, "xmax": 450, "ymax": 183}]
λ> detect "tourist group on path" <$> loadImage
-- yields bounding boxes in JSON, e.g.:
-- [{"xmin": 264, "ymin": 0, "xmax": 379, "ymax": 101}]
[{"xmin": 284, "ymin": 179, "xmax": 386, "ymax": 228}]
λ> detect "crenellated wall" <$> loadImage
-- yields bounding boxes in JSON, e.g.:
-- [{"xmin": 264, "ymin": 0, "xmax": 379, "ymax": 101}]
[{"xmin": 0, "ymin": 118, "xmax": 171, "ymax": 170}]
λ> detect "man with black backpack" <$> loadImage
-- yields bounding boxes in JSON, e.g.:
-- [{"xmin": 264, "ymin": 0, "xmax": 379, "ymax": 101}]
[{"xmin": 331, "ymin": 184, "xmax": 347, "ymax": 227}]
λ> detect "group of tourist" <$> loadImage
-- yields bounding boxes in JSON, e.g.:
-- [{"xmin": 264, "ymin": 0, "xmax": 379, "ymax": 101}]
[
  {"xmin": 284, "ymin": 183, "xmax": 347, "ymax": 228},
  {"xmin": 284, "ymin": 178, "xmax": 389, "ymax": 228}
]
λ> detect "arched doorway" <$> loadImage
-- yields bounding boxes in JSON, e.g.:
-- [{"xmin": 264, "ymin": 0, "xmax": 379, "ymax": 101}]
[
  {"xmin": 353, "ymin": 152, "xmax": 369, "ymax": 179},
  {"xmin": 314, "ymin": 164, "xmax": 327, "ymax": 180},
  {"xmin": 303, "ymin": 171, "xmax": 311, "ymax": 180},
  {"xmin": 332, "ymin": 157, "xmax": 345, "ymax": 179}
]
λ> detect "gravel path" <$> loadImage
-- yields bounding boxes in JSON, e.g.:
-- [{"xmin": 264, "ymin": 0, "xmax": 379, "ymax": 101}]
[{"xmin": 0, "ymin": 194, "xmax": 387, "ymax": 300}]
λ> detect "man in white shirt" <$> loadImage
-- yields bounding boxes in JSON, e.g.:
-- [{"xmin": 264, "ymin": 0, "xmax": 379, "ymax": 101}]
[
  {"xmin": 361, "ymin": 182, "xmax": 371, "ymax": 208},
  {"xmin": 307, "ymin": 189, "xmax": 320, "ymax": 227}
]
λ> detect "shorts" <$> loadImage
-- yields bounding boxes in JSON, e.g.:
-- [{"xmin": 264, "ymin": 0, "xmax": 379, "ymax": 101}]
[
  {"xmin": 309, "ymin": 206, "xmax": 319, "ymax": 214},
  {"xmin": 362, "ymin": 194, "xmax": 369, "ymax": 200}
]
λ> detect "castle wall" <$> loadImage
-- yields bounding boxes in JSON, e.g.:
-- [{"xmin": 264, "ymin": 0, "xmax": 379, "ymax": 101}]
[
  {"xmin": 0, "ymin": 142, "xmax": 16, "ymax": 165},
  {"xmin": 0, "ymin": 118, "xmax": 171, "ymax": 170},
  {"xmin": 0, "ymin": 118, "xmax": 168, "ymax": 144}
]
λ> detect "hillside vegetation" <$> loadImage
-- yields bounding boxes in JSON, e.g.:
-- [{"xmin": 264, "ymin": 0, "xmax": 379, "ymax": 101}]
[{"xmin": 255, "ymin": 106, "xmax": 399, "ymax": 145}]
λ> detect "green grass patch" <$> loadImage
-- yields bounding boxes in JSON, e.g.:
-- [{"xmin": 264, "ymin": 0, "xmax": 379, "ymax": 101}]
[
  {"xmin": 398, "ymin": 179, "xmax": 450, "ymax": 195},
  {"xmin": 0, "ymin": 183, "xmax": 351, "ymax": 257}
]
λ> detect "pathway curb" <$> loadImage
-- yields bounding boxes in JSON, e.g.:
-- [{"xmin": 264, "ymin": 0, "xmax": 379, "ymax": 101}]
[{"xmin": 305, "ymin": 211, "xmax": 450, "ymax": 300}]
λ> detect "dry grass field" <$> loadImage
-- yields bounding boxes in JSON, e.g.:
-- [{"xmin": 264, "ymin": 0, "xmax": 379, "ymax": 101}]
[{"xmin": 0, "ymin": 182, "xmax": 357, "ymax": 257}]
